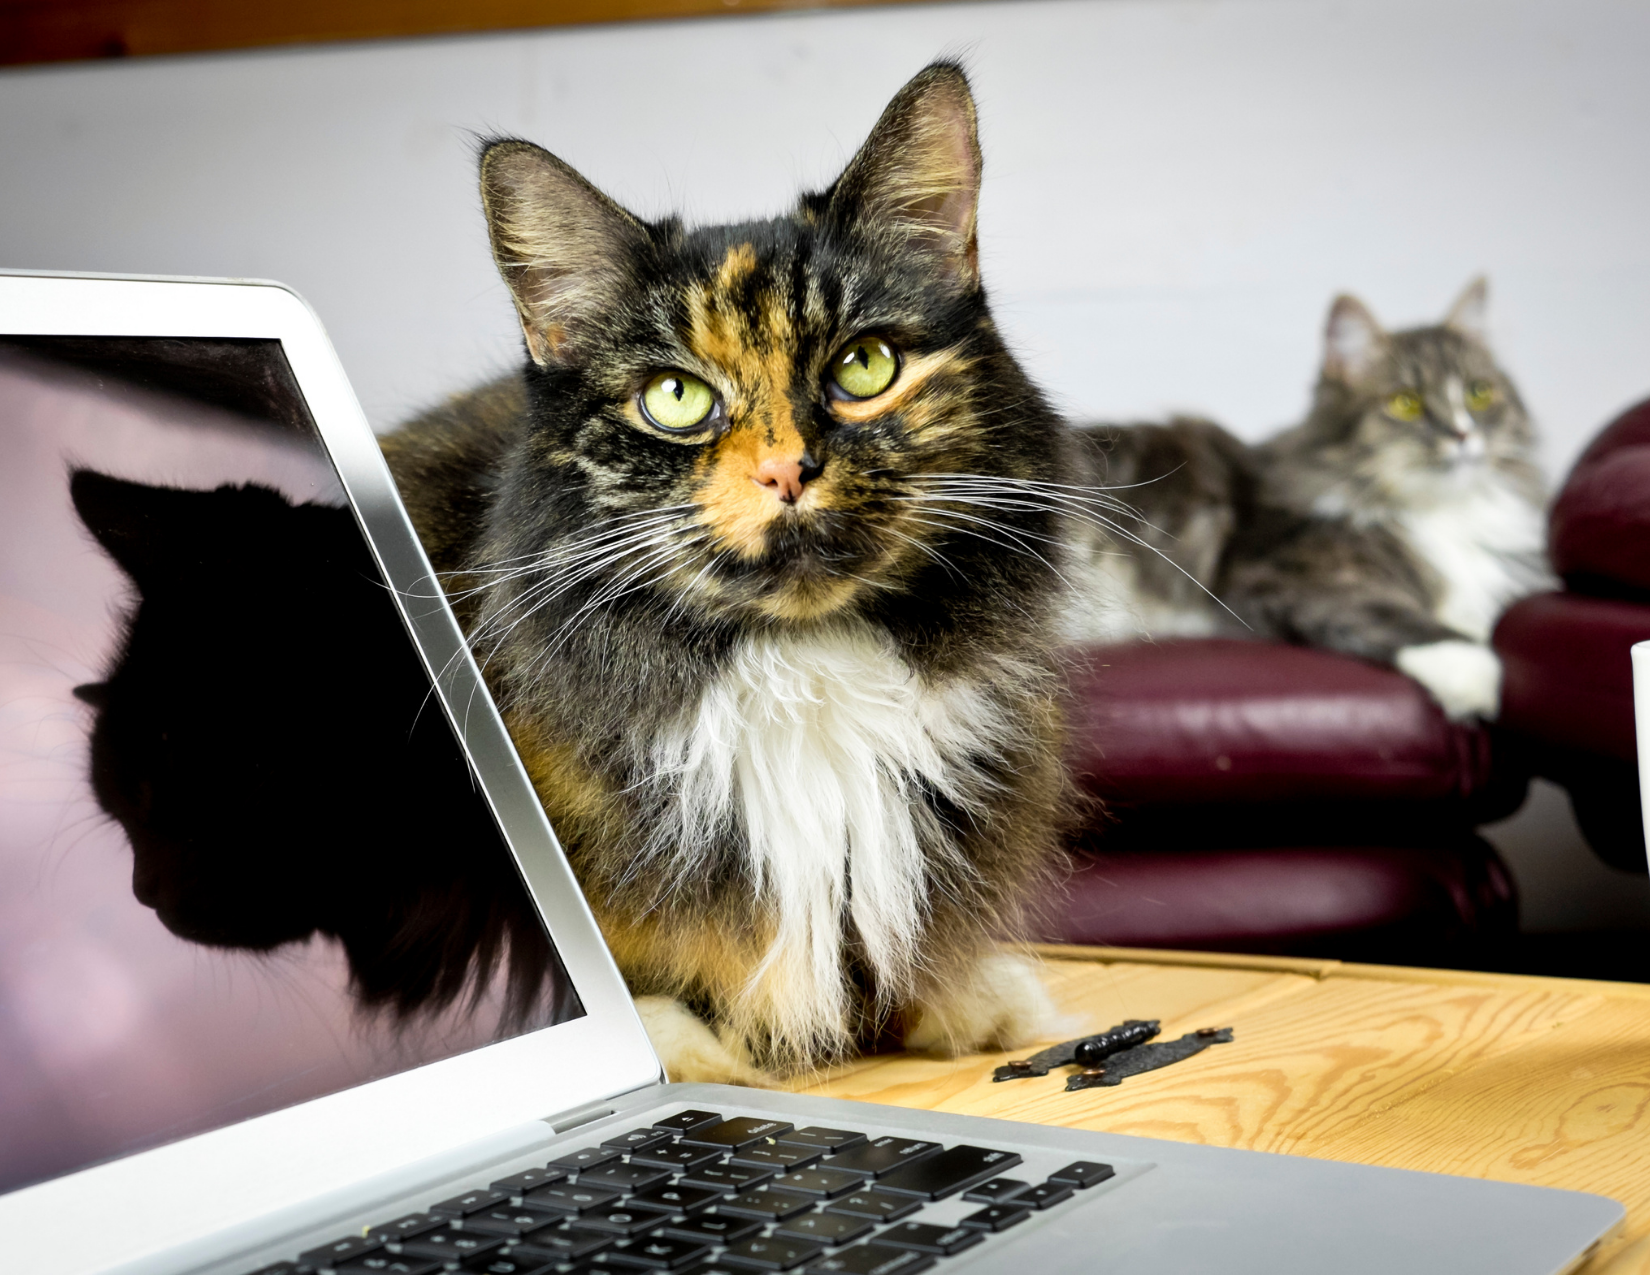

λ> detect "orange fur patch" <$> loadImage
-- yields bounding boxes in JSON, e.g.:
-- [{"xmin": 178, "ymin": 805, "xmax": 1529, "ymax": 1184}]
[{"xmin": 684, "ymin": 243, "xmax": 817, "ymax": 560}]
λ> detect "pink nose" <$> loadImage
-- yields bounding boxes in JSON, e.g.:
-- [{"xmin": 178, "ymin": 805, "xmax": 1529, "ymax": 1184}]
[{"xmin": 753, "ymin": 456, "xmax": 806, "ymax": 504}]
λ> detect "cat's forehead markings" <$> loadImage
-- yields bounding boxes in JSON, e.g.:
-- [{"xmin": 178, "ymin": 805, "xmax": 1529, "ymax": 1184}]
[{"xmin": 715, "ymin": 242, "xmax": 759, "ymax": 290}]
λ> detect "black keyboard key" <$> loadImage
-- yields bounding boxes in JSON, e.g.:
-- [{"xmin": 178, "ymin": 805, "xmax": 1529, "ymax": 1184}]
[
  {"xmin": 717, "ymin": 1188, "xmax": 816, "ymax": 1221},
  {"xmin": 805, "ymin": 1243, "xmax": 935, "ymax": 1274},
  {"xmin": 767, "ymin": 1168, "xmax": 861, "ymax": 1198},
  {"xmin": 874, "ymin": 1223, "xmax": 983, "ymax": 1257},
  {"xmin": 398, "ymin": 1232, "xmax": 507, "ymax": 1263},
  {"xmin": 516, "ymin": 1221, "xmax": 614, "ymax": 1260},
  {"xmin": 717, "ymin": 1235, "xmax": 824, "ymax": 1271},
  {"xmin": 817, "ymin": 1138, "xmax": 939, "ymax": 1180},
  {"xmin": 653, "ymin": 1109, "xmax": 724, "ymax": 1136},
  {"xmin": 581, "ymin": 1162, "xmax": 675, "ymax": 1194},
  {"xmin": 681, "ymin": 1117, "xmax": 795, "ymax": 1151},
  {"xmin": 682, "ymin": 1164, "xmax": 774, "ymax": 1194},
  {"xmin": 243, "ymin": 1265, "xmax": 301, "ymax": 1275},
  {"xmin": 822, "ymin": 1189, "xmax": 921, "ymax": 1222},
  {"xmin": 522, "ymin": 1183, "xmax": 625, "ymax": 1214},
  {"xmin": 550, "ymin": 1146, "xmax": 621, "ymax": 1172},
  {"xmin": 1019, "ymin": 1182, "xmax": 1075, "ymax": 1209},
  {"xmin": 605, "ymin": 1128, "xmax": 678, "ymax": 1154},
  {"xmin": 630, "ymin": 1182, "xmax": 723, "ymax": 1214},
  {"xmin": 300, "ymin": 1237, "xmax": 384, "ymax": 1267},
  {"xmin": 339, "ymin": 1257, "xmax": 443, "ymax": 1275},
  {"xmin": 1047, "ymin": 1160, "xmax": 1116, "ymax": 1189},
  {"xmin": 367, "ymin": 1214, "xmax": 446, "ymax": 1242},
  {"xmin": 661, "ymin": 1213, "xmax": 764, "ymax": 1246},
  {"xmin": 873, "ymin": 1146, "xmax": 1022, "ymax": 1201},
  {"xmin": 458, "ymin": 1256, "xmax": 558, "ymax": 1275},
  {"xmin": 962, "ymin": 1177, "xmax": 1029, "ymax": 1204},
  {"xmin": 731, "ymin": 1145, "xmax": 820, "ymax": 1172},
  {"xmin": 631, "ymin": 1143, "xmax": 725, "ymax": 1173},
  {"xmin": 430, "ymin": 1188, "xmax": 514, "ymax": 1218},
  {"xmin": 957, "ymin": 1203, "xmax": 1031, "ymax": 1232},
  {"xmin": 568, "ymin": 1205, "xmax": 672, "ymax": 1236},
  {"xmin": 776, "ymin": 1127, "xmax": 866, "ymax": 1154},
  {"xmin": 490, "ymin": 1167, "xmax": 568, "ymax": 1195},
  {"xmin": 602, "ymin": 1236, "xmax": 715, "ymax": 1270},
  {"xmin": 460, "ymin": 1206, "xmax": 564, "ymax": 1238},
  {"xmin": 773, "ymin": 1212, "xmax": 873, "ymax": 1245}
]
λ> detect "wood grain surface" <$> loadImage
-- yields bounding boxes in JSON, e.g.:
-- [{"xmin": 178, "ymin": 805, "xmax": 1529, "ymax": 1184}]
[{"xmin": 787, "ymin": 946, "xmax": 1650, "ymax": 1274}]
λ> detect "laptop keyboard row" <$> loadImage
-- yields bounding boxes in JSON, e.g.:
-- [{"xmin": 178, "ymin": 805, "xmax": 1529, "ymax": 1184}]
[{"xmin": 249, "ymin": 1110, "xmax": 1115, "ymax": 1275}]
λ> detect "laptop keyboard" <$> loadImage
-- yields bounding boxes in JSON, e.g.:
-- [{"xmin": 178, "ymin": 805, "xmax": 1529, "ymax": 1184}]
[{"xmin": 246, "ymin": 1110, "xmax": 1115, "ymax": 1275}]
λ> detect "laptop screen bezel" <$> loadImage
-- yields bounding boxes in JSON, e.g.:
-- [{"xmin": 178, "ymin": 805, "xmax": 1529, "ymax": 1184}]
[{"xmin": 0, "ymin": 271, "xmax": 664, "ymax": 1275}]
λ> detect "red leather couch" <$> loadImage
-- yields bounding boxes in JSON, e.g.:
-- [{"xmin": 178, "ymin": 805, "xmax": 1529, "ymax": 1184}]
[
  {"xmin": 1495, "ymin": 397, "xmax": 1650, "ymax": 871},
  {"xmin": 1041, "ymin": 396, "xmax": 1650, "ymax": 960},
  {"xmin": 1043, "ymin": 639, "xmax": 1522, "ymax": 962}
]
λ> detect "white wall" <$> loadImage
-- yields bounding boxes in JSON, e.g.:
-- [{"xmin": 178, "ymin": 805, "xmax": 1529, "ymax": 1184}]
[
  {"xmin": 1, "ymin": 0, "xmax": 1647, "ymax": 483},
  {"xmin": 3, "ymin": 0, "xmax": 1647, "ymax": 931}
]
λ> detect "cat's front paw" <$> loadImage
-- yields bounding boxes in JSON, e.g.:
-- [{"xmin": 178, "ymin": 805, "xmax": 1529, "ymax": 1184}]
[
  {"xmin": 633, "ymin": 995, "xmax": 778, "ymax": 1088},
  {"xmin": 1395, "ymin": 639, "xmax": 1502, "ymax": 720},
  {"xmin": 904, "ymin": 952, "xmax": 1059, "ymax": 1056}
]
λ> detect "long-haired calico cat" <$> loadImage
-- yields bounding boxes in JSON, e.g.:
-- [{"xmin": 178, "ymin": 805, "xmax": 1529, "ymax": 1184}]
[
  {"xmin": 1221, "ymin": 280, "xmax": 1551, "ymax": 718},
  {"xmin": 382, "ymin": 64, "xmax": 1070, "ymax": 1083}
]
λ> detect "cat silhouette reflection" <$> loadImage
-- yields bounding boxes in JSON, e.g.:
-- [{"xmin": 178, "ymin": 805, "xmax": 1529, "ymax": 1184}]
[{"xmin": 70, "ymin": 470, "xmax": 572, "ymax": 1030}]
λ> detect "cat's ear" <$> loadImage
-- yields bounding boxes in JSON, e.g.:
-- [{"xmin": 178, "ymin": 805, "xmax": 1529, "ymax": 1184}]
[
  {"xmin": 1322, "ymin": 294, "xmax": 1387, "ymax": 383},
  {"xmin": 70, "ymin": 470, "xmax": 170, "ymax": 584},
  {"xmin": 480, "ymin": 139, "xmax": 648, "ymax": 366},
  {"xmin": 823, "ymin": 62, "xmax": 983, "ymax": 284},
  {"xmin": 1444, "ymin": 276, "xmax": 1489, "ymax": 342}
]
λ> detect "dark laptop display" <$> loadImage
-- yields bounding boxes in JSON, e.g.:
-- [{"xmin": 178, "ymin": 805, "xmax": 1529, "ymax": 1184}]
[{"xmin": 0, "ymin": 337, "xmax": 582, "ymax": 1195}]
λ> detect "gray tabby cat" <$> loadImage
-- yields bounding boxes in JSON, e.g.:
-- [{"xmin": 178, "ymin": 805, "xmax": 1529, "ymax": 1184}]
[{"xmin": 1064, "ymin": 280, "xmax": 1551, "ymax": 721}]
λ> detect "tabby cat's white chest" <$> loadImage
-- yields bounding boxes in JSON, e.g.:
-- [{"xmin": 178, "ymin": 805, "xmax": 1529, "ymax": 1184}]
[
  {"xmin": 1396, "ymin": 476, "xmax": 1549, "ymax": 641},
  {"xmin": 650, "ymin": 623, "xmax": 1006, "ymax": 1052}
]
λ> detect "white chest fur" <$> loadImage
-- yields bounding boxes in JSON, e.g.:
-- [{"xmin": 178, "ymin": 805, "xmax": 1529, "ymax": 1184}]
[
  {"xmin": 648, "ymin": 623, "xmax": 1009, "ymax": 1056},
  {"xmin": 1395, "ymin": 474, "xmax": 1550, "ymax": 641}
]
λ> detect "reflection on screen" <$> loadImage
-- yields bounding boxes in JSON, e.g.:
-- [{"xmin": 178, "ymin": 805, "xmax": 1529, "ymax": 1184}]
[{"xmin": 0, "ymin": 338, "xmax": 582, "ymax": 1195}]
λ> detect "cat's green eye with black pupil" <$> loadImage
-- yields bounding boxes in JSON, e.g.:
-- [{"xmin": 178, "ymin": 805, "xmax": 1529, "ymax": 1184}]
[
  {"xmin": 1387, "ymin": 391, "xmax": 1424, "ymax": 422},
  {"xmin": 829, "ymin": 337, "xmax": 899, "ymax": 400},
  {"xmin": 640, "ymin": 371, "xmax": 716, "ymax": 433},
  {"xmin": 1466, "ymin": 380, "xmax": 1498, "ymax": 411}
]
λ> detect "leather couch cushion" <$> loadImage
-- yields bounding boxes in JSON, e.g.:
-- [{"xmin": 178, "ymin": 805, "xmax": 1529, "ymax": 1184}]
[
  {"xmin": 1065, "ymin": 639, "xmax": 1494, "ymax": 805},
  {"xmin": 1550, "ymin": 396, "xmax": 1650, "ymax": 593},
  {"xmin": 1043, "ymin": 840, "xmax": 1516, "ymax": 957},
  {"xmin": 1494, "ymin": 591, "xmax": 1650, "ymax": 761}
]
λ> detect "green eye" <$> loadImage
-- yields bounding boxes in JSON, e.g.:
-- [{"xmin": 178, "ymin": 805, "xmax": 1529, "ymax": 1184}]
[
  {"xmin": 1386, "ymin": 391, "xmax": 1424, "ymax": 422},
  {"xmin": 640, "ymin": 371, "xmax": 717, "ymax": 433},
  {"xmin": 1466, "ymin": 380, "xmax": 1498, "ymax": 411},
  {"xmin": 829, "ymin": 337, "xmax": 898, "ymax": 400}
]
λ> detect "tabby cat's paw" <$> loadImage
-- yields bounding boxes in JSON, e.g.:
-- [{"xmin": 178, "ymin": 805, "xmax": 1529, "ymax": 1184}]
[
  {"xmin": 1395, "ymin": 639, "xmax": 1502, "ymax": 720},
  {"xmin": 903, "ymin": 953, "xmax": 1059, "ymax": 1057},
  {"xmin": 633, "ymin": 995, "xmax": 778, "ymax": 1088}
]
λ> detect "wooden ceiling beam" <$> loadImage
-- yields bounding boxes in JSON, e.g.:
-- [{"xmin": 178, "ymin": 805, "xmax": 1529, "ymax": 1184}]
[{"xmin": 0, "ymin": 0, "xmax": 918, "ymax": 68}]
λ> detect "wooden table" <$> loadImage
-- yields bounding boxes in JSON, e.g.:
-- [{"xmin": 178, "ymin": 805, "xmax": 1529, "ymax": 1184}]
[{"xmin": 789, "ymin": 946, "xmax": 1650, "ymax": 1274}]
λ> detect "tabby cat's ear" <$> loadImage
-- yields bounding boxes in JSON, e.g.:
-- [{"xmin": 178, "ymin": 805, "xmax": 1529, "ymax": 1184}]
[
  {"xmin": 1322, "ymin": 294, "xmax": 1387, "ymax": 383},
  {"xmin": 823, "ymin": 62, "xmax": 983, "ymax": 284},
  {"xmin": 480, "ymin": 139, "xmax": 648, "ymax": 366},
  {"xmin": 1444, "ymin": 276, "xmax": 1489, "ymax": 342}
]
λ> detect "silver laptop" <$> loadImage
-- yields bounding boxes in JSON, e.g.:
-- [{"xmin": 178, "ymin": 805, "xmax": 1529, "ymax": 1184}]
[{"xmin": 0, "ymin": 270, "xmax": 1623, "ymax": 1275}]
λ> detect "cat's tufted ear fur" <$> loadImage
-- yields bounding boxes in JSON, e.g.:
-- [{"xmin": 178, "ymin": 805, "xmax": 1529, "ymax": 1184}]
[
  {"xmin": 480, "ymin": 139, "xmax": 648, "ymax": 366},
  {"xmin": 822, "ymin": 62, "xmax": 983, "ymax": 284},
  {"xmin": 1322, "ymin": 293, "xmax": 1387, "ymax": 384},
  {"xmin": 1444, "ymin": 276, "xmax": 1489, "ymax": 342}
]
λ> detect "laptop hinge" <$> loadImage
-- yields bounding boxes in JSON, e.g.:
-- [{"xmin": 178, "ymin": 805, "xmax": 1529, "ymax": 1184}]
[{"xmin": 545, "ymin": 1102, "xmax": 617, "ymax": 1135}]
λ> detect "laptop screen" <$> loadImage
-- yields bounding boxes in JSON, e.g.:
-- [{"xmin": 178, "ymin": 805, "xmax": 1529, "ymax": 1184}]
[{"xmin": 0, "ymin": 336, "xmax": 584, "ymax": 1196}]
